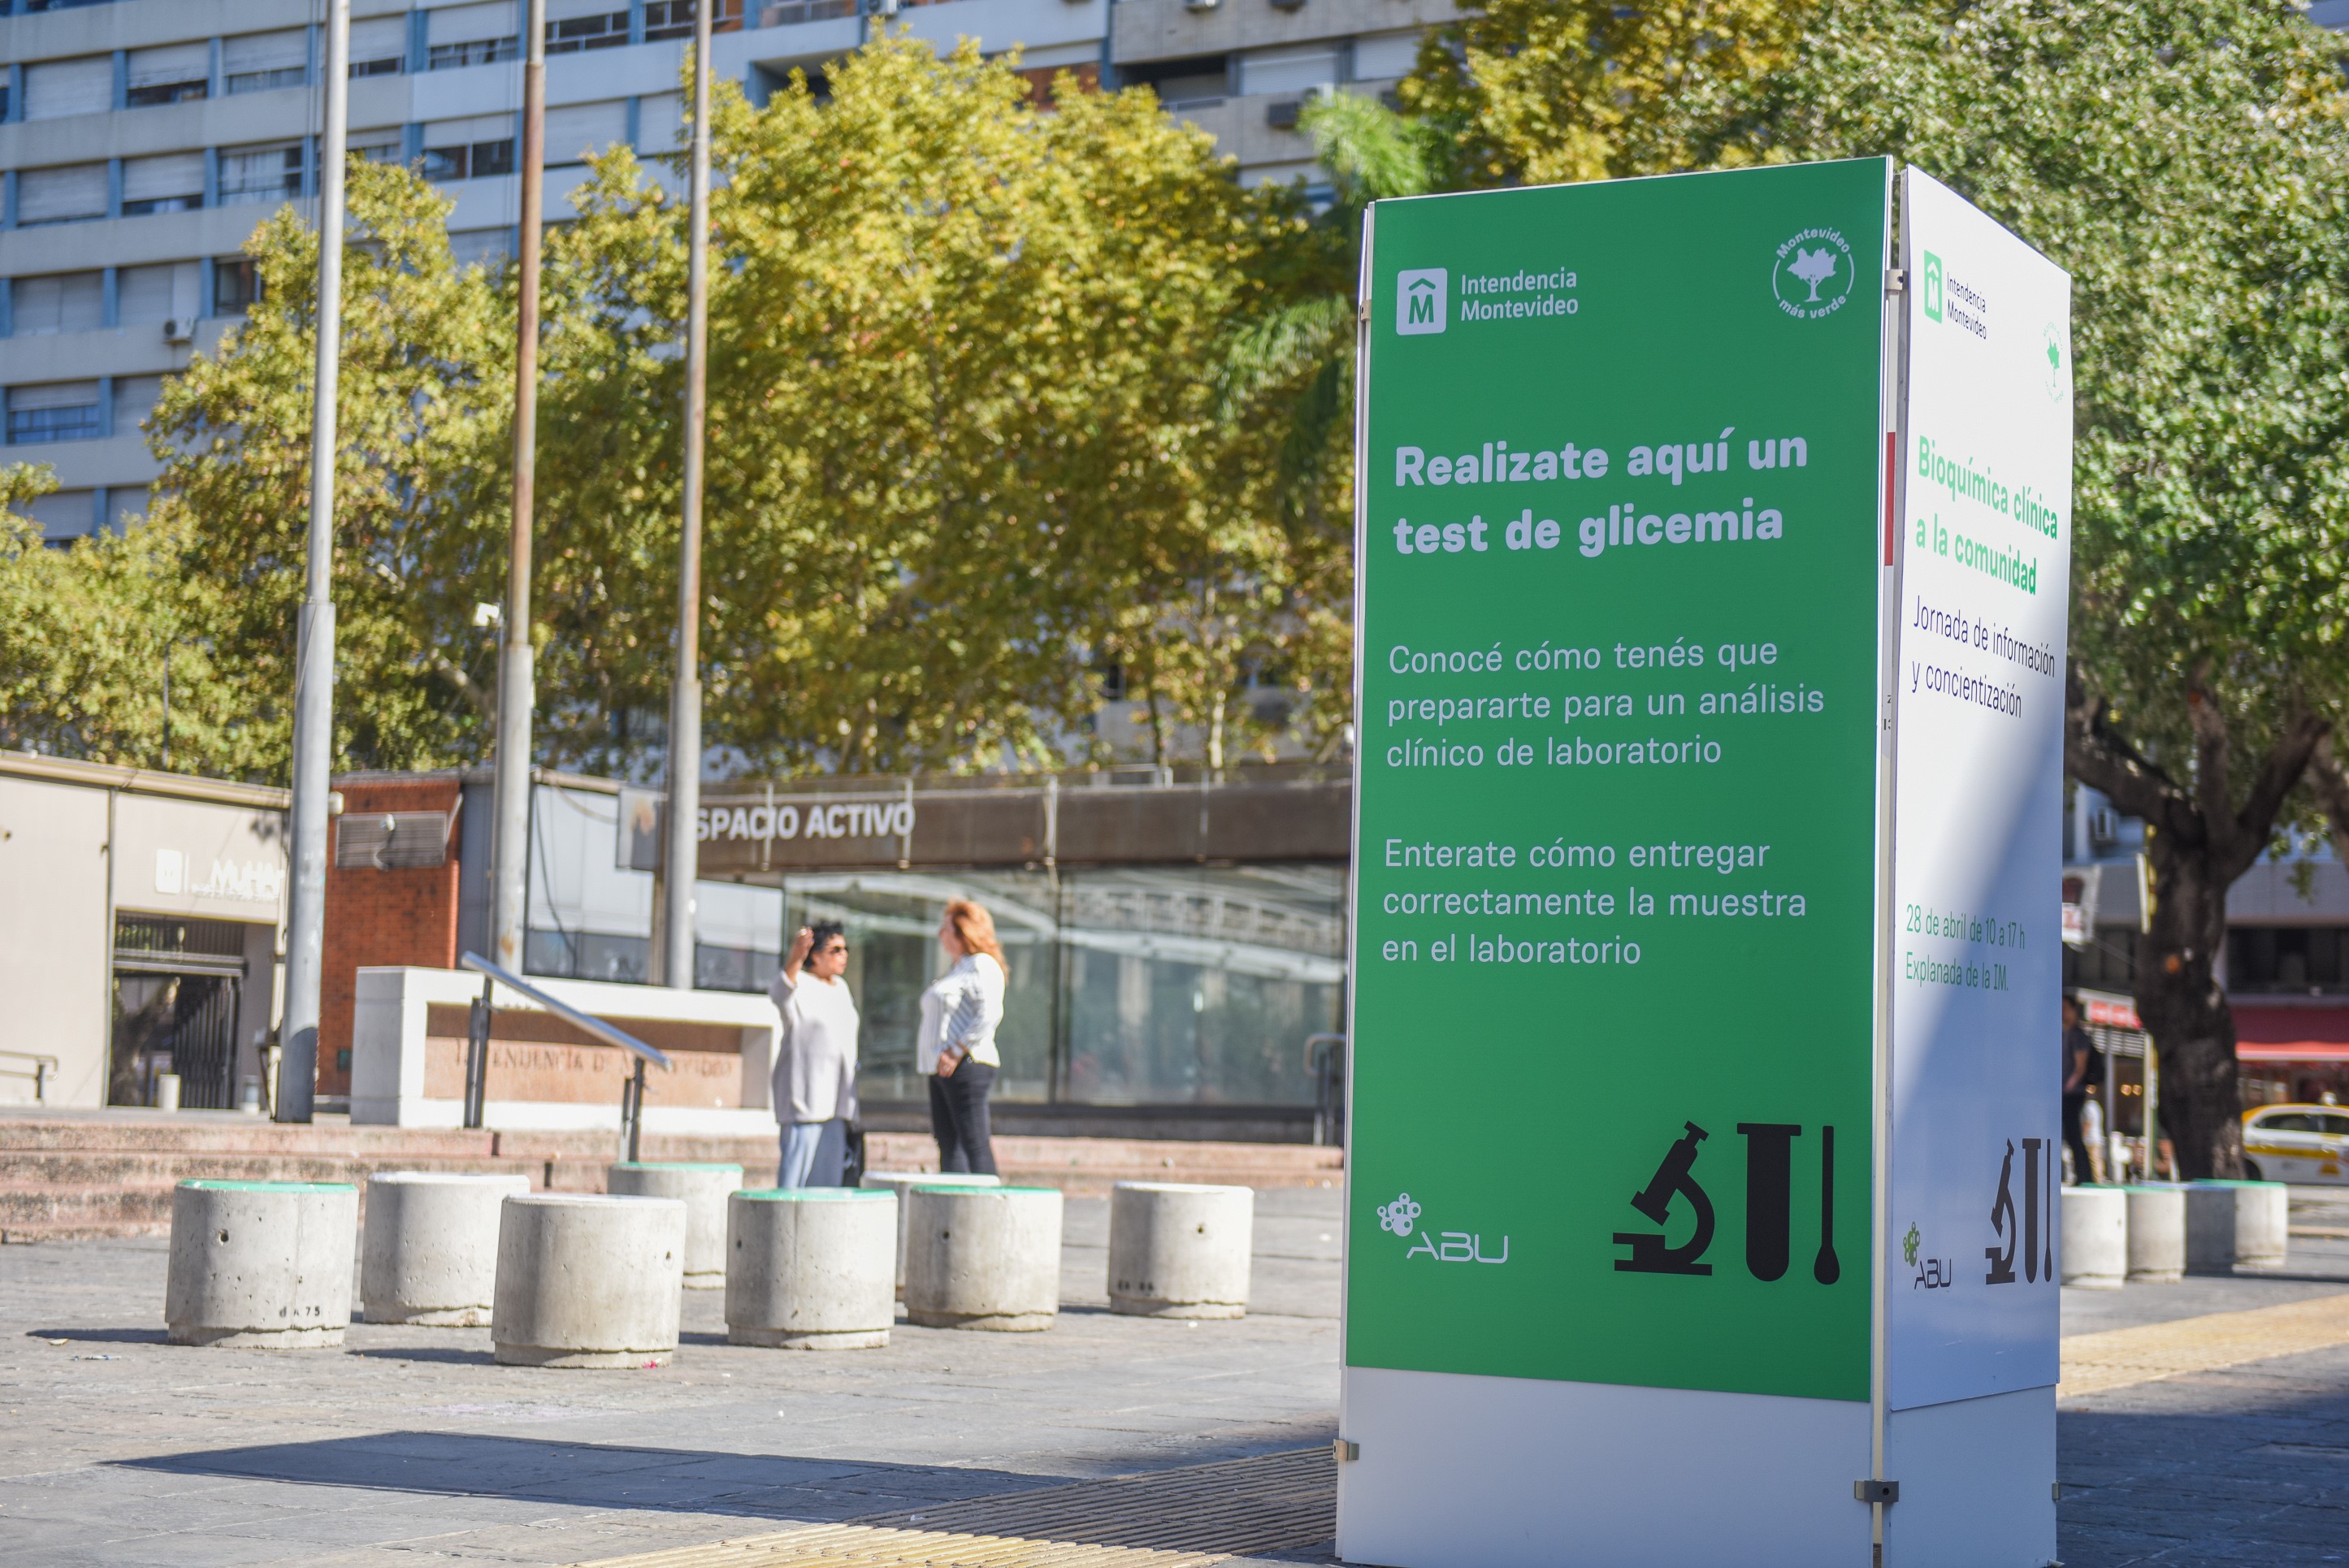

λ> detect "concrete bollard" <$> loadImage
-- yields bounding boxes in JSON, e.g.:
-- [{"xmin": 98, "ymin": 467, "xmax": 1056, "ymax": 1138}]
[
  {"xmin": 904, "ymin": 1185, "xmax": 1062, "ymax": 1332},
  {"xmin": 2059, "ymin": 1185, "xmax": 2127, "ymax": 1289},
  {"xmin": 862, "ymin": 1170, "xmax": 1003, "ymax": 1295},
  {"xmin": 726, "ymin": 1189, "xmax": 897, "ymax": 1349},
  {"xmin": 2124, "ymin": 1184, "xmax": 2188, "ymax": 1284},
  {"xmin": 492, "ymin": 1194, "xmax": 686, "ymax": 1367},
  {"xmin": 166, "ymin": 1180, "xmax": 358, "ymax": 1347},
  {"xmin": 1107, "ymin": 1181, "xmax": 1254, "ymax": 1319},
  {"xmin": 2191, "ymin": 1180, "xmax": 2290, "ymax": 1270},
  {"xmin": 362, "ymin": 1172, "xmax": 533, "ymax": 1325},
  {"xmin": 605, "ymin": 1162, "xmax": 743, "ymax": 1288}
]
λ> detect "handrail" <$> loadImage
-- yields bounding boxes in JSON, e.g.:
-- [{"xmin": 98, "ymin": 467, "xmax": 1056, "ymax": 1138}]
[
  {"xmin": 457, "ymin": 952, "xmax": 673, "ymax": 1070},
  {"xmin": 0, "ymin": 1048, "xmax": 60, "ymax": 1102}
]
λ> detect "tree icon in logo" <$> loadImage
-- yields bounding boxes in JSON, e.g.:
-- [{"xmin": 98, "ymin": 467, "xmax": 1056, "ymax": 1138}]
[
  {"xmin": 1377, "ymin": 1192, "xmax": 1422, "ymax": 1238},
  {"xmin": 1788, "ymin": 247, "xmax": 1840, "ymax": 303},
  {"xmin": 1772, "ymin": 227, "xmax": 1856, "ymax": 319}
]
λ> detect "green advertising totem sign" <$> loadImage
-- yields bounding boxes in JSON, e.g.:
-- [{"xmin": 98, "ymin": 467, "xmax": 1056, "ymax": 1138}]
[{"xmin": 1347, "ymin": 158, "xmax": 1888, "ymax": 1403}]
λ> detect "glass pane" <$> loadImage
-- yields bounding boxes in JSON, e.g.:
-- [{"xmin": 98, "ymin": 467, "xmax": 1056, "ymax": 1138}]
[{"xmin": 1059, "ymin": 864, "xmax": 1344, "ymax": 1106}]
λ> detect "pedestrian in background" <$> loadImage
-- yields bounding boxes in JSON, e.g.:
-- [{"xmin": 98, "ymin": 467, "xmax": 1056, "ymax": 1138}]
[
  {"xmin": 769, "ymin": 920, "xmax": 858, "ymax": 1186},
  {"xmin": 2061, "ymin": 993, "xmax": 2097, "ymax": 1186},
  {"xmin": 921, "ymin": 899, "xmax": 1006, "ymax": 1175}
]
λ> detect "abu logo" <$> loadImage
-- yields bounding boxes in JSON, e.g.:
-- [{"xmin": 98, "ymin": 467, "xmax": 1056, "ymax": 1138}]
[
  {"xmin": 1396, "ymin": 269, "xmax": 1447, "ymax": 336},
  {"xmin": 1374, "ymin": 1189, "xmax": 1508, "ymax": 1263}
]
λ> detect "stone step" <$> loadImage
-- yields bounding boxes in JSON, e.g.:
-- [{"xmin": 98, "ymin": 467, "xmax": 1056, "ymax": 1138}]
[{"xmin": 0, "ymin": 1113, "xmax": 1345, "ymax": 1239}]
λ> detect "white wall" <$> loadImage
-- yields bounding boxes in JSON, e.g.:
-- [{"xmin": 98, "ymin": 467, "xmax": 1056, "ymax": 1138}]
[{"xmin": 0, "ymin": 777, "xmax": 112, "ymax": 1106}]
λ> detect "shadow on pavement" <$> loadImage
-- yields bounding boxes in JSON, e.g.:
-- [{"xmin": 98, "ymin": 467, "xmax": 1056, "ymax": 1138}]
[
  {"xmin": 2059, "ymin": 1388, "xmax": 2349, "ymax": 1568},
  {"xmin": 24, "ymin": 1326, "xmax": 168, "ymax": 1345},
  {"xmin": 111, "ymin": 1432, "xmax": 1073, "ymax": 1521}
]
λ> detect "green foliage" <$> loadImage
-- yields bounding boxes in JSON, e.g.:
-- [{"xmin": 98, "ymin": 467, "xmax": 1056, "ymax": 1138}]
[
  {"xmin": 534, "ymin": 34, "xmax": 1347, "ymax": 773},
  {"xmin": 0, "ymin": 465, "xmax": 249, "ymax": 769},
  {"xmin": 1401, "ymin": 0, "xmax": 1816, "ymax": 188},
  {"xmin": 7, "ymin": 38, "xmax": 1349, "ymax": 782},
  {"xmin": 149, "ymin": 160, "xmax": 514, "ymax": 775}
]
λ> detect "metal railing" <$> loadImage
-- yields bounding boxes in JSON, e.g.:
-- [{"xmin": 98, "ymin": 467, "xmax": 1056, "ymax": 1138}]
[
  {"xmin": 1304, "ymin": 1033, "xmax": 1346, "ymax": 1148},
  {"xmin": 0, "ymin": 1050, "xmax": 61, "ymax": 1103},
  {"xmin": 458, "ymin": 952, "xmax": 672, "ymax": 1162}
]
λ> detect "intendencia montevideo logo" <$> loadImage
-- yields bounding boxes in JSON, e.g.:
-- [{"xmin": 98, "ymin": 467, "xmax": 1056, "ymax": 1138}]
[
  {"xmin": 1396, "ymin": 265, "xmax": 1580, "ymax": 336},
  {"xmin": 1772, "ymin": 226, "xmax": 1856, "ymax": 320}
]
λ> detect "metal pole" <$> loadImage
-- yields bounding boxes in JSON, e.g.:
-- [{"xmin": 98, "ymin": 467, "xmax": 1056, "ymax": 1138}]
[
  {"xmin": 277, "ymin": 0, "xmax": 350, "ymax": 1124},
  {"xmin": 489, "ymin": 0, "xmax": 548, "ymax": 977},
  {"xmin": 463, "ymin": 972, "xmax": 493, "ymax": 1130},
  {"xmin": 625, "ymin": 1056, "xmax": 648, "ymax": 1163},
  {"xmin": 661, "ymin": 0, "xmax": 713, "ymax": 991}
]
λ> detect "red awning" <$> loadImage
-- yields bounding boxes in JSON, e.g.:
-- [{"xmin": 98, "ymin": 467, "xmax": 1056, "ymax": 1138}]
[{"xmin": 2234, "ymin": 1004, "xmax": 2349, "ymax": 1063}]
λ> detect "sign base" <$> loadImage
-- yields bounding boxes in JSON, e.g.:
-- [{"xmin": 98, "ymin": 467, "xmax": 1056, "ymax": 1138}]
[
  {"xmin": 1883, "ymin": 1386, "xmax": 2056, "ymax": 1566},
  {"xmin": 1338, "ymin": 1367, "xmax": 1870, "ymax": 1568}
]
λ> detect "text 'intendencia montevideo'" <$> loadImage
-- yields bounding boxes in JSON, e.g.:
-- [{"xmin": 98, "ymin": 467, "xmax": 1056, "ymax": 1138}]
[{"xmin": 1385, "ymin": 430, "xmax": 1811, "ymax": 560}]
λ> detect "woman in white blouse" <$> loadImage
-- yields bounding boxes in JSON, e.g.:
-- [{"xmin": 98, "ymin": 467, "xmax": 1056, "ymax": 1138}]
[
  {"xmin": 920, "ymin": 899, "xmax": 1006, "ymax": 1175},
  {"xmin": 767, "ymin": 920, "xmax": 859, "ymax": 1186}
]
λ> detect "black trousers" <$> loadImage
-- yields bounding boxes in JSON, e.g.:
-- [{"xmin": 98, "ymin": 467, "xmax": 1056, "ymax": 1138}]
[
  {"xmin": 929, "ymin": 1061, "xmax": 998, "ymax": 1175},
  {"xmin": 2062, "ymin": 1091, "xmax": 2094, "ymax": 1185}
]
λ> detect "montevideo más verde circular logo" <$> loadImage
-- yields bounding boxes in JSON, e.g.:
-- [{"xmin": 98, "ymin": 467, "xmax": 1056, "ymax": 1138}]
[{"xmin": 1772, "ymin": 227, "xmax": 1856, "ymax": 320}]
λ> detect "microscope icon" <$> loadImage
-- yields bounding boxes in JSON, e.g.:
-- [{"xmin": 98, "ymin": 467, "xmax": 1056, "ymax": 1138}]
[{"xmin": 1614, "ymin": 1120, "xmax": 1716, "ymax": 1276}]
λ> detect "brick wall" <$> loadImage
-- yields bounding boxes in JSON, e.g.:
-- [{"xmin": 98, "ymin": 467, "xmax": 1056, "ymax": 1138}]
[{"xmin": 317, "ymin": 778, "xmax": 463, "ymax": 1097}]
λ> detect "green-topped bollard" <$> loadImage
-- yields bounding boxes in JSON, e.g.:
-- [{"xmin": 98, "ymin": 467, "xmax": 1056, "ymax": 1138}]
[
  {"xmin": 726, "ymin": 1188, "xmax": 896, "ymax": 1349},
  {"xmin": 166, "ymin": 1180, "xmax": 358, "ymax": 1347},
  {"xmin": 904, "ymin": 1185, "xmax": 1063, "ymax": 1332}
]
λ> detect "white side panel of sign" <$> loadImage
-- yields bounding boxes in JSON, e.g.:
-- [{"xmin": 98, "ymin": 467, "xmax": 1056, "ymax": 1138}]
[
  {"xmin": 1881, "ymin": 1388, "xmax": 2058, "ymax": 1566},
  {"xmin": 1338, "ymin": 1367, "xmax": 1871, "ymax": 1568},
  {"xmin": 1886, "ymin": 167, "xmax": 2074, "ymax": 1410}
]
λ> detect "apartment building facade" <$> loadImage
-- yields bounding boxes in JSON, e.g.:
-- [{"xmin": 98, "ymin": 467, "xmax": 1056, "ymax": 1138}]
[{"xmin": 0, "ymin": 0, "xmax": 1456, "ymax": 542}]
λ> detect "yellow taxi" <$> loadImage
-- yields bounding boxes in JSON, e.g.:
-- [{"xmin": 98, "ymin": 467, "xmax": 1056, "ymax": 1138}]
[{"xmin": 2241, "ymin": 1103, "xmax": 2349, "ymax": 1185}]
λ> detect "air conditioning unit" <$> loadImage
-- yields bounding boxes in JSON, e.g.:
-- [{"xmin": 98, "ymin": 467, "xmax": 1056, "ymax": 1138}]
[
  {"xmin": 1184, "ymin": 0, "xmax": 1220, "ymax": 9},
  {"xmin": 163, "ymin": 318, "xmax": 195, "ymax": 344},
  {"xmin": 1269, "ymin": 0, "xmax": 1307, "ymax": 11},
  {"xmin": 1266, "ymin": 98, "xmax": 1303, "ymax": 128}
]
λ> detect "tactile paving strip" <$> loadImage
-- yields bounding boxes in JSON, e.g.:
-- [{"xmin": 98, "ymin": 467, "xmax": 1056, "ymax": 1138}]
[
  {"xmin": 570, "ymin": 1446, "xmax": 1334, "ymax": 1568},
  {"xmin": 2057, "ymin": 1291, "xmax": 2349, "ymax": 1399}
]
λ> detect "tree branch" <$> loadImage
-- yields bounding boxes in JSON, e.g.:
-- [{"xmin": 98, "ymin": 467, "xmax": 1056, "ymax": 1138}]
[
  {"xmin": 2219, "ymin": 705, "xmax": 2331, "ymax": 883},
  {"xmin": 2065, "ymin": 665, "xmax": 2187, "ymax": 829},
  {"xmin": 2308, "ymin": 745, "xmax": 2349, "ymax": 873}
]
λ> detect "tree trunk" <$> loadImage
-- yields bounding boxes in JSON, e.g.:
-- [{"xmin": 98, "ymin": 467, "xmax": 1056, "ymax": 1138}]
[
  {"xmin": 2132, "ymin": 826, "xmax": 2242, "ymax": 1179},
  {"xmin": 2065, "ymin": 669, "xmax": 2329, "ymax": 1179}
]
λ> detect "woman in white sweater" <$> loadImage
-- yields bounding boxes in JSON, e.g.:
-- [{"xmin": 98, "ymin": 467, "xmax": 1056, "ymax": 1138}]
[
  {"xmin": 921, "ymin": 899, "xmax": 1006, "ymax": 1175},
  {"xmin": 767, "ymin": 920, "xmax": 859, "ymax": 1186}
]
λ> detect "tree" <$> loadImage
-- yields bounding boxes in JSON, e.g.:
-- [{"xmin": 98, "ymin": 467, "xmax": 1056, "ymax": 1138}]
[
  {"xmin": 149, "ymin": 160, "xmax": 514, "ymax": 775},
  {"xmin": 1398, "ymin": 0, "xmax": 1816, "ymax": 188},
  {"xmin": 1398, "ymin": 0, "xmax": 2349, "ymax": 1176},
  {"xmin": 0, "ymin": 464, "xmax": 249, "ymax": 772},
  {"xmin": 537, "ymin": 35, "xmax": 1346, "ymax": 774}
]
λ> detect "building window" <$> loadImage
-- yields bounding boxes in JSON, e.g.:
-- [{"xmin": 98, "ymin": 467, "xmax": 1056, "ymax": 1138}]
[
  {"xmin": 429, "ymin": 37, "xmax": 520, "ymax": 70},
  {"xmin": 219, "ymin": 145, "xmax": 306, "ymax": 206},
  {"xmin": 349, "ymin": 133, "xmax": 408, "ymax": 167},
  {"xmin": 645, "ymin": 0, "xmax": 744, "ymax": 42},
  {"xmin": 122, "ymin": 152, "xmax": 207, "ymax": 216},
  {"xmin": 223, "ymin": 29, "xmax": 312, "ymax": 95},
  {"xmin": 10, "ymin": 271, "xmax": 105, "ymax": 336},
  {"xmin": 423, "ymin": 139, "xmax": 517, "ymax": 182},
  {"xmin": 548, "ymin": 10, "xmax": 632, "ymax": 52},
  {"xmin": 7, "ymin": 382, "xmax": 105, "ymax": 445},
  {"xmin": 20, "ymin": 56, "xmax": 114, "ymax": 121},
  {"xmin": 126, "ymin": 43, "xmax": 212, "ymax": 107},
  {"xmin": 24, "ymin": 0, "xmax": 127, "ymax": 11},
  {"xmin": 349, "ymin": 17, "xmax": 410, "ymax": 77},
  {"xmin": 213, "ymin": 258, "xmax": 262, "ymax": 316},
  {"xmin": 12, "ymin": 163, "xmax": 109, "ymax": 227},
  {"xmin": 1124, "ymin": 55, "xmax": 1230, "ymax": 111},
  {"xmin": 2229, "ymin": 926, "xmax": 2349, "ymax": 994}
]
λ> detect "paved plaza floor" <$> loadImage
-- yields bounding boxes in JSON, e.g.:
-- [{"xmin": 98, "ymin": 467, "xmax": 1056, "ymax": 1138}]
[{"xmin": 0, "ymin": 1185, "xmax": 2345, "ymax": 1565}]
